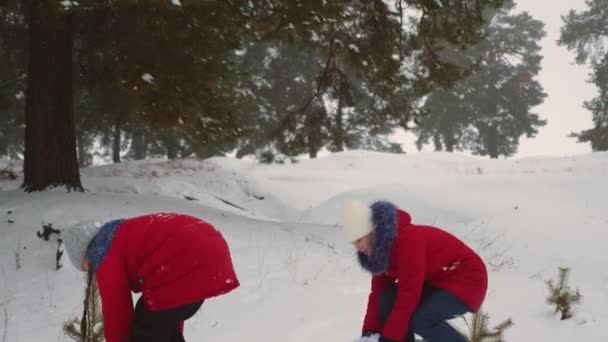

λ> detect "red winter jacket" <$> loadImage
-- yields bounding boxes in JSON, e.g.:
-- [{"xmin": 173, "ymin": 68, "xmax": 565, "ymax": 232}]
[
  {"xmin": 95, "ymin": 213, "xmax": 239, "ymax": 342},
  {"xmin": 362, "ymin": 209, "xmax": 487, "ymax": 341}
]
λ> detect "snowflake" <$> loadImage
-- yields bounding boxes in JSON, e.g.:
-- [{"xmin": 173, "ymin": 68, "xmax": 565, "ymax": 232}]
[{"xmin": 141, "ymin": 73, "xmax": 155, "ymax": 84}]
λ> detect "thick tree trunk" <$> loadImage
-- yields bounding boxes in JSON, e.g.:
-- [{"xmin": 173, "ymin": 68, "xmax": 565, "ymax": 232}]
[
  {"xmin": 487, "ymin": 124, "xmax": 499, "ymax": 159},
  {"xmin": 23, "ymin": 1, "xmax": 82, "ymax": 191},
  {"xmin": 308, "ymin": 147, "xmax": 318, "ymax": 158},
  {"xmin": 166, "ymin": 144, "xmax": 177, "ymax": 159},
  {"xmin": 112, "ymin": 116, "xmax": 121, "ymax": 163},
  {"xmin": 305, "ymin": 106, "xmax": 324, "ymax": 159},
  {"xmin": 333, "ymin": 97, "xmax": 344, "ymax": 151},
  {"xmin": 132, "ymin": 127, "xmax": 148, "ymax": 160},
  {"xmin": 432, "ymin": 134, "xmax": 442, "ymax": 151},
  {"xmin": 444, "ymin": 130, "xmax": 455, "ymax": 152},
  {"xmin": 163, "ymin": 128, "xmax": 178, "ymax": 159},
  {"xmin": 235, "ymin": 141, "xmax": 256, "ymax": 159},
  {"xmin": 76, "ymin": 131, "xmax": 91, "ymax": 168}
]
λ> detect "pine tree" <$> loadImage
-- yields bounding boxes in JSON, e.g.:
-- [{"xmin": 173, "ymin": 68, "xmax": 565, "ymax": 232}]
[
  {"xmin": 415, "ymin": 88, "xmax": 470, "ymax": 152},
  {"xmin": 63, "ymin": 272, "xmax": 104, "ymax": 342},
  {"xmin": 23, "ymin": 0, "xmax": 83, "ymax": 191},
  {"xmin": 546, "ymin": 267, "xmax": 582, "ymax": 320},
  {"xmin": 559, "ymin": 0, "xmax": 608, "ymax": 151},
  {"xmin": 466, "ymin": 310, "xmax": 514, "ymax": 342},
  {"xmin": 0, "ymin": 0, "xmax": 27, "ymax": 159},
  {"xmin": 13, "ymin": 0, "xmax": 508, "ymax": 179},
  {"xmin": 237, "ymin": 0, "xmax": 506, "ymax": 158},
  {"xmin": 415, "ymin": 0, "xmax": 547, "ymax": 158},
  {"xmin": 21, "ymin": 0, "xmax": 250, "ymax": 190}
]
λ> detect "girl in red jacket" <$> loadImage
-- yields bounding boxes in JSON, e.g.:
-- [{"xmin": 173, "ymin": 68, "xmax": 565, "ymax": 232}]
[
  {"xmin": 341, "ymin": 200, "xmax": 487, "ymax": 342},
  {"xmin": 62, "ymin": 213, "xmax": 240, "ymax": 342}
]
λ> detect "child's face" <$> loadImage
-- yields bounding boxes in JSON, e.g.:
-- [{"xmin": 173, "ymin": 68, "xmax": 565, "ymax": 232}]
[
  {"xmin": 353, "ymin": 234, "xmax": 373, "ymax": 256},
  {"xmin": 82, "ymin": 256, "xmax": 90, "ymax": 272}
]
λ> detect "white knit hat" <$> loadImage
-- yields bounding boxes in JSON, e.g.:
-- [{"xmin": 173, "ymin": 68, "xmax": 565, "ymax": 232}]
[
  {"xmin": 340, "ymin": 199, "xmax": 374, "ymax": 242},
  {"xmin": 62, "ymin": 220, "xmax": 103, "ymax": 270}
]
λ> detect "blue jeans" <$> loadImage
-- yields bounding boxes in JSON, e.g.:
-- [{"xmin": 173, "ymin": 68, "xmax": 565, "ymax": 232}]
[{"xmin": 379, "ymin": 283, "xmax": 469, "ymax": 342}]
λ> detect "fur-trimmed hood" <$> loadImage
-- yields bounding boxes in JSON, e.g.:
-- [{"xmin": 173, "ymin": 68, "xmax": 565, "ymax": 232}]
[{"xmin": 357, "ymin": 201, "xmax": 410, "ymax": 274}]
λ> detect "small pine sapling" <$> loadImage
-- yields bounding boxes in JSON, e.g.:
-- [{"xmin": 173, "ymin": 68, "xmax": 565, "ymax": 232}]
[
  {"xmin": 63, "ymin": 272, "xmax": 104, "ymax": 342},
  {"xmin": 466, "ymin": 309, "xmax": 514, "ymax": 342},
  {"xmin": 546, "ymin": 267, "xmax": 582, "ymax": 320}
]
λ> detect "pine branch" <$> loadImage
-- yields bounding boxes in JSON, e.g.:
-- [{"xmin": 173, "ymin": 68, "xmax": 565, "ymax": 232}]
[
  {"xmin": 466, "ymin": 309, "xmax": 513, "ymax": 342},
  {"xmin": 62, "ymin": 273, "xmax": 104, "ymax": 342},
  {"xmin": 63, "ymin": 319, "xmax": 81, "ymax": 342},
  {"xmin": 545, "ymin": 267, "xmax": 582, "ymax": 320},
  {"xmin": 268, "ymin": 24, "xmax": 337, "ymax": 141}
]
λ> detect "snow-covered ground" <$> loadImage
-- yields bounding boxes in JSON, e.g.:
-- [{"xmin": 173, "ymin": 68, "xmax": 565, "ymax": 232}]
[{"xmin": 0, "ymin": 151, "xmax": 606, "ymax": 341}]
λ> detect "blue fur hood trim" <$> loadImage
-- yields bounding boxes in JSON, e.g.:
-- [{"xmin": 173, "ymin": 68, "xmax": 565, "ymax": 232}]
[
  {"xmin": 357, "ymin": 201, "xmax": 398, "ymax": 275},
  {"xmin": 87, "ymin": 219, "xmax": 125, "ymax": 273}
]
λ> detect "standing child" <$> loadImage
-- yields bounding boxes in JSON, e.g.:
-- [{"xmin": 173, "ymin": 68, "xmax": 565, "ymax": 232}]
[
  {"xmin": 341, "ymin": 200, "xmax": 488, "ymax": 342},
  {"xmin": 63, "ymin": 212, "xmax": 239, "ymax": 342}
]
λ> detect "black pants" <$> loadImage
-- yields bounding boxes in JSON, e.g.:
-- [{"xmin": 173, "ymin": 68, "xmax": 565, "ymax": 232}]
[{"xmin": 129, "ymin": 297, "xmax": 204, "ymax": 342}]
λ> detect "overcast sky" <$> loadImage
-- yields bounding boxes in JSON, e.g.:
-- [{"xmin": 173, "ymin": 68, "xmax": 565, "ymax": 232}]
[
  {"xmin": 398, "ymin": 0, "xmax": 597, "ymax": 158},
  {"xmin": 515, "ymin": 0, "xmax": 595, "ymax": 157}
]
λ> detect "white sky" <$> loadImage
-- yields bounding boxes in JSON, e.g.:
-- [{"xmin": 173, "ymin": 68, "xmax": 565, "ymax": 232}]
[{"xmin": 397, "ymin": 0, "xmax": 597, "ymax": 158}]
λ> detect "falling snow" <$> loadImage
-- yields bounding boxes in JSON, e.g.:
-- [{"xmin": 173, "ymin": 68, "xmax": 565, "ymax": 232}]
[{"xmin": 141, "ymin": 73, "xmax": 155, "ymax": 84}]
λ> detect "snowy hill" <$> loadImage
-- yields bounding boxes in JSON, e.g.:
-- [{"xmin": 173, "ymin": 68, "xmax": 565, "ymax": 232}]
[{"xmin": 1, "ymin": 151, "xmax": 607, "ymax": 341}]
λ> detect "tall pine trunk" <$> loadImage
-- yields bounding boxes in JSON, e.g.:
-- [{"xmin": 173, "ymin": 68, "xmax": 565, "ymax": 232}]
[
  {"xmin": 162, "ymin": 128, "xmax": 178, "ymax": 159},
  {"xmin": 112, "ymin": 116, "xmax": 121, "ymax": 163},
  {"xmin": 76, "ymin": 131, "xmax": 91, "ymax": 168},
  {"xmin": 444, "ymin": 129, "xmax": 456, "ymax": 152},
  {"xmin": 166, "ymin": 145, "xmax": 177, "ymax": 159},
  {"xmin": 433, "ymin": 134, "xmax": 442, "ymax": 151},
  {"xmin": 132, "ymin": 127, "xmax": 148, "ymax": 160},
  {"xmin": 305, "ymin": 108, "xmax": 323, "ymax": 159},
  {"xmin": 332, "ymin": 97, "xmax": 344, "ymax": 151},
  {"xmin": 308, "ymin": 146, "xmax": 318, "ymax": 158},
  {"xmin": 487, "ymin": 124, "xmax": 499, "ymax": 159},
  {"xmin": 23, "ymin": 1, "xmax": 82, "ymax": 191}
]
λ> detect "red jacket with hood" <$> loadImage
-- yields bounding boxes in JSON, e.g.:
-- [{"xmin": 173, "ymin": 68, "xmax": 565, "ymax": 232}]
[
  {"xmin": 359, "ymin": 202, "xmax": 487, "ymax": 341},
  {"xmin": 91, "ymin": 213, "xmax": 239, "ymax": 342}
]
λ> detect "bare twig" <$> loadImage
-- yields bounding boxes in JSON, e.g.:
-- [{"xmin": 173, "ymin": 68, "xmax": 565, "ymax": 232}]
[
  {"xmin": 2, "ymin": 302, "xmax": 8, "ymax": 342},
  {"xmin": 45, "ymin": 271, "xmax": 54, "ymax": 307},
  {"xmin": 418, "ymin": 8, "xmax": 440, "ymax": 67},
  {"xmin": 56, "ymin": 238, "xmax": 64, "ymax": 270},
  {"xmin": 326, "ymin": 243, "xmax": 337, "ymax": 255},
  {"xmin": 80, "ymin": 272, "xmax": 94, "ymax": 342},
  {"xmin": 37, "ymin": 222, "xmax": 61, "ymax": 241},
  {"xmin": 13, "ymin": 240, "xmax": 21, "ymax": 270},
  {"xmin": 397, "ymin": 0, "xmax": 404, "ymax": 60},
  {"xmin": 462, "ymin": 221, "xmax": 514, "ymax": 271}
]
